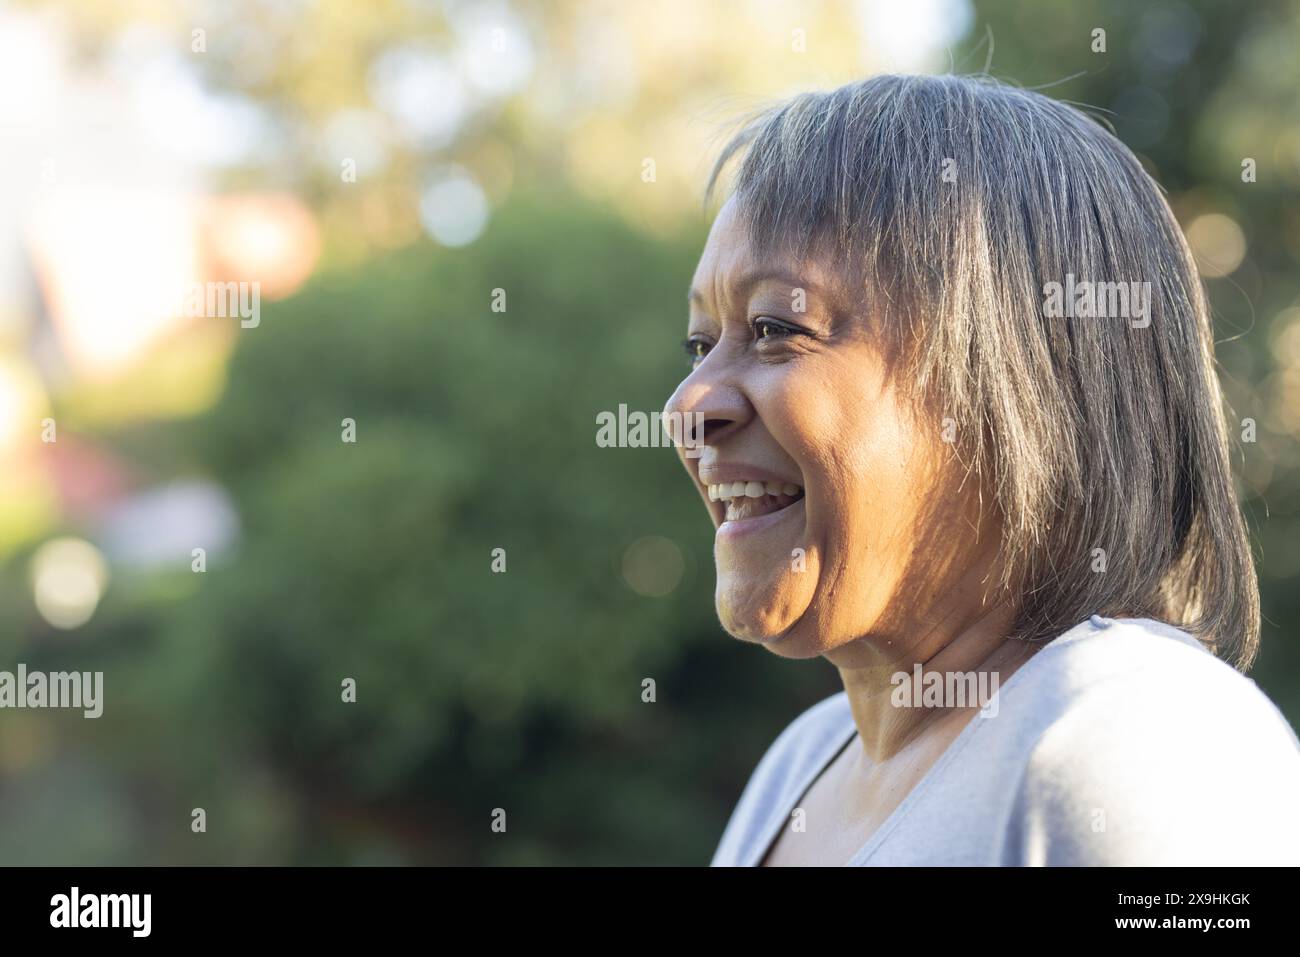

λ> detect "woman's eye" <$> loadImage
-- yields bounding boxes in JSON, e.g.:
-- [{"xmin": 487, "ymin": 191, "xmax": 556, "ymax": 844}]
[
  {"xmin": 753, "ymin": 318, "xmax": 795, "ymax": 340},
  {"xmin": 683, "ymin": 336, "xmax": 712, "ymax": 366}
]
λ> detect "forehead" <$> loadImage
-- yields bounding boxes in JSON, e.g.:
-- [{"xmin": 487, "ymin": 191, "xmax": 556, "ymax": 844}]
[{"xmin": 689, "ymin": 197, "xmax": 845, "ymax": 309}]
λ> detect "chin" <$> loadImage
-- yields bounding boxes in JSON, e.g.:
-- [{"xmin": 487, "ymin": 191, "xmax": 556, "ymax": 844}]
[
  {"xmin": 716, "ymin": 567, "xmax": 899, "ymax": 662},
  {"xmin": 714, "ymin": 579, "xmax": 828, "ymax": 658}
]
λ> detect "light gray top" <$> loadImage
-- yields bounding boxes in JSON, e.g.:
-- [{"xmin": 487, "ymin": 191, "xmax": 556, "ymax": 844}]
[{"xmin": 711, "ymin": 616, "xmax": 1300, "ymax": 866}]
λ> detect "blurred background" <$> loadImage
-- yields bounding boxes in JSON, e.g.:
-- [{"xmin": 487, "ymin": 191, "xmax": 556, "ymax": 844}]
[{"xmin": 0, "ymin": 0, "xmax": 1297, "ymax": 864}]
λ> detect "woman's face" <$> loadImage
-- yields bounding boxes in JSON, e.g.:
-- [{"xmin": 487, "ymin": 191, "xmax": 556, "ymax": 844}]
[{"xmin": 664, "ymin": 198, "xmax": 998, "ymax": 662}]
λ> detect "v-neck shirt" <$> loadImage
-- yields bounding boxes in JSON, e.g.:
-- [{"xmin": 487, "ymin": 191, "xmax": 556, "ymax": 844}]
[{"xmin": 710, "ymin": 616, "xmax": 1300, "ymax": 866}]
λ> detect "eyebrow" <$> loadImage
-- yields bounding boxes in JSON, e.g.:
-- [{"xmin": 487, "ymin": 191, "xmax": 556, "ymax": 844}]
[{"xmin": 687, "ymin": 269, "xmax": 822, "ymax": 308}]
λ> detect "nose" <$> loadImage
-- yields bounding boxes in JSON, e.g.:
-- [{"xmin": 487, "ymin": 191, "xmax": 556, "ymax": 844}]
[{"xmin": 663, "ymin": 354, "xmax": 751, "ymax": 453}]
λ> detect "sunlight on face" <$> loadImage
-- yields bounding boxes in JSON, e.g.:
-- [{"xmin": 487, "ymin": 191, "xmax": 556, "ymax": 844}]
[{"xmin": 665, "ymin": 198, "xmax": 998, "ymax": 663}]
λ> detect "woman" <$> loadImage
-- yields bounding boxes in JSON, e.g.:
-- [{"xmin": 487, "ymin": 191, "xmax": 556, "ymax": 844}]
[{"xmin": 663, "ymin": 74, "xmax": 1300, "ymax": 866}]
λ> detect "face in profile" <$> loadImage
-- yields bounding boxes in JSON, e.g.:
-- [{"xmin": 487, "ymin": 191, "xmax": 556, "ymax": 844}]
[{"xmin": 664, "ymin": 197, "xmax": 1002, "ymax": 664}]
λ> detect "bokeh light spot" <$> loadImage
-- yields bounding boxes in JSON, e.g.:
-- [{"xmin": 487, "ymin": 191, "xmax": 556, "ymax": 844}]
[
  {"xmin": 419, "ymin": 172, "xmax": 489, "ymax": 247},
  {"xmin": 622, "ymin": 536, "xmax": 685, "ymax": 597},
  {"xmin": 1186, "ymin": 213, "xmax": 1246, "ymax": 278},
  {"xmin": 29, "ymin": 536, "xmax": 110, "ymax": 630}
]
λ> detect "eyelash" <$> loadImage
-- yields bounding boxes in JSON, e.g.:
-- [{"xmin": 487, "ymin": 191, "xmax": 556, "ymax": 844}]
[{"xmin": 683, "ymin": 318, "xmax": 806, "ymax": 366}]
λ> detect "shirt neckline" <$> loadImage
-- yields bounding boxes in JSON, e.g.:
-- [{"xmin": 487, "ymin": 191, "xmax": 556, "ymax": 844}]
[{"xmin": 746, "ymin": 615, "xmax": 1125, "ymax": 866}]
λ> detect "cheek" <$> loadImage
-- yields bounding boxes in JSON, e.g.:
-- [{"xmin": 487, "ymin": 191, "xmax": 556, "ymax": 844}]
[
  {"xmin": 841, "ymin": 413, "xmax": 922, "ymax": 547},
  {"xmin": 794, "ymin": 380, "xmax": 941, "ymax": 643},
  {"xmin": 775, "ymin": 362, "xmax": 919, "ymax": 523},
  {"xmin": 712, "ymin": 357, "xmax": 945, "ymax": 653},
  {"xmin": 756, "ymin": 368, "xmax": 853, "ymax": 470}
]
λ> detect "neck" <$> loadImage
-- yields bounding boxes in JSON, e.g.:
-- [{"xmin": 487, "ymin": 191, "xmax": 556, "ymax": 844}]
[{"xmin": 830, "ymin": 602, "xmax": 1038, "ymax": 763}]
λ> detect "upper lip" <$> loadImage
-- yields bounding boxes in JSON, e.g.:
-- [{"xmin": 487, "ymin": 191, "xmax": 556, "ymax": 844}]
[{"xmin": 697, "ymin": 463, "xmax": 802, "ymax": 488}]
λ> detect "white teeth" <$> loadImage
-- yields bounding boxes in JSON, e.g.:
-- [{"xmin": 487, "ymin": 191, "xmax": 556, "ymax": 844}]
[{"xmin": 704, "ymin": 480, "xmax": 804, "ymax": 503}]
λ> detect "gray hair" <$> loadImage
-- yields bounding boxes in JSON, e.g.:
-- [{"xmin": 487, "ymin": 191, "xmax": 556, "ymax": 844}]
[{"xmin": 705, "ymin": 73, "xmax": 1259, "ymax": 668}]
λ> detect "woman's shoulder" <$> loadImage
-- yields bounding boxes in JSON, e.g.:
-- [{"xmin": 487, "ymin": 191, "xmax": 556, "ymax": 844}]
[
  {"xmin": 999, "ymin": 616, "xmax": 1300, "ymax": 864},
  {"xmin": 1011, "ymin": 615, "xmax": 1296, "ymax": 741}
]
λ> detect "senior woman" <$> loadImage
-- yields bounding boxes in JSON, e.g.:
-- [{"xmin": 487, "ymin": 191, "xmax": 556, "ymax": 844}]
[{"xmin": 664, "ymin": 74, "xmax": 1300, "ymax": 866}]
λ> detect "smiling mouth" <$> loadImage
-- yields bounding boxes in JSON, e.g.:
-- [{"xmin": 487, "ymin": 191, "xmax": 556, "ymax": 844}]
[{"xmin": 707, "ymin": 481, "xmax": 805, "ymax": 522}]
